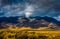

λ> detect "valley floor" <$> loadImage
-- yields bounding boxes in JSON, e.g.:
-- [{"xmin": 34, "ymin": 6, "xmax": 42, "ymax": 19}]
[{"xmin": 0, "ymin": 27, "xmax": 60, "ymax": 39}]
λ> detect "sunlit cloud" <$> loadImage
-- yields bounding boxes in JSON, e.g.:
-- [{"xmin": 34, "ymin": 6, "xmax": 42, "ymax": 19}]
[
  {"xmin": 53, "ymin": 15, "xmax": 60, "ymax": 21},
  {"xmin": 24, "ymin": 4, "xmax": 35, "ymax": 18}
]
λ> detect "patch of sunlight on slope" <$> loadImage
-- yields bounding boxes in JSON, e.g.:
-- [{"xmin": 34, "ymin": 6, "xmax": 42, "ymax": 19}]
[
  {"xmin": 19, "ymin": 27, "xmax": 32, "ymax": 30},
  {"xmin": 37, "ymin": 27, "xmax": 49, "ymax": 30}
]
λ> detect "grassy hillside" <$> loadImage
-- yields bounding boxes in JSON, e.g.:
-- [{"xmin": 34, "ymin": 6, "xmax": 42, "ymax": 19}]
[{"xmin": 0, "ymin": 27, "xmax": 60, "ymax": 39}]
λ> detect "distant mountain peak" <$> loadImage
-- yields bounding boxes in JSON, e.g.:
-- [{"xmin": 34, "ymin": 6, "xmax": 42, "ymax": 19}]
[{"xmin": 0, "ymin": 16, "xmax": 60, "ymax": 29}]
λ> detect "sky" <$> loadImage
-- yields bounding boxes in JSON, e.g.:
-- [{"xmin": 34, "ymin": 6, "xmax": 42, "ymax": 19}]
[{"xmin": 0, "ymin": 0, "xmax": 60, "ymax": 21}]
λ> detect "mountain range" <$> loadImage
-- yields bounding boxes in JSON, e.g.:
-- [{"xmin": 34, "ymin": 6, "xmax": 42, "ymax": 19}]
[{"xmin": 0, "ymin": 16, "xmax": 60, "ymax": 29}]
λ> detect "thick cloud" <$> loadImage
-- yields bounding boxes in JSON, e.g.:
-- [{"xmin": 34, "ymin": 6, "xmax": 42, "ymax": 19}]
[{"xmin": 0, "ymin": 0, "xmax": 60, "ymax": 20}]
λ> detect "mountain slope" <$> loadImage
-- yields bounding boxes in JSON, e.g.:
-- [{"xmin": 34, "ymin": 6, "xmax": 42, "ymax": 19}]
[{"xmin": 0, "ymin": 16, "xmax": 60, "ymax": 29}]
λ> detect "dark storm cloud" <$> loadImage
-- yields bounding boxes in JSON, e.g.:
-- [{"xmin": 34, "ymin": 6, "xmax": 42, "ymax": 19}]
[
  {"xmin": 24, "ymin": 0, "xmax": 60, "ymax": 17},
  {"xmin": 28, "ymin": 0, "xmax": 60, "ymax": 17},
  {"xmin": 0, "ymin": 0, "xmax": 60, "ymax": 18}
]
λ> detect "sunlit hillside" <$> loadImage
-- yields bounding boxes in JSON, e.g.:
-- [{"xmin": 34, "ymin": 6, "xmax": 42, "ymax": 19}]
[{"xmin": 0, "ymin": 27, "xmax": 60, "ymax": 39}]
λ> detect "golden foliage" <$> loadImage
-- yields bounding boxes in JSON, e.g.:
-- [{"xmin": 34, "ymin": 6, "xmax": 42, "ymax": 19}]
[{"xmin": 0, "ymin": 27, "xmax": 60, "ymax": 39}]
